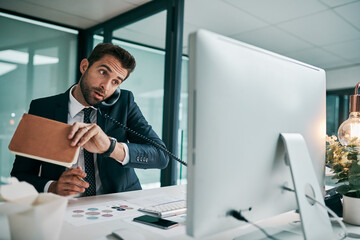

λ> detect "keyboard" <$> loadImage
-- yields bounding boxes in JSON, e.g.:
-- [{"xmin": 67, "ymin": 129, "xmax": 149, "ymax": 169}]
[{"xmin": 138, "ymin": 199, "xmax": 186, "ymax": 218}]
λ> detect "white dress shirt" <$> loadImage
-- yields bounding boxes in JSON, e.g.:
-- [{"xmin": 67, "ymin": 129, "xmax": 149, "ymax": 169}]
[{"xmin": 44, "ymin": 86, "xmax": 129, "ymax": 195}]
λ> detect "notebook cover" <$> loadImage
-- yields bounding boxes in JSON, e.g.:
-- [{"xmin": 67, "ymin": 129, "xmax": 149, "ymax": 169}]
[{"xmin": 8, "ymin": 113, "xmax": 80, "ymax": 168}]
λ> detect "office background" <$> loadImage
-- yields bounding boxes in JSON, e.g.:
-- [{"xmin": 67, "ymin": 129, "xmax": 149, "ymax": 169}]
[{"xmin": 0, "ymin": 0, "xmax": 359, "ymax": 189}]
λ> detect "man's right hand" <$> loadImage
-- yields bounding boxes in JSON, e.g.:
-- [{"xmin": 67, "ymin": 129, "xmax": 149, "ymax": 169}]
[{"xmin": 48, "ymin": 167, "xmax": 89, "ymax": 196}]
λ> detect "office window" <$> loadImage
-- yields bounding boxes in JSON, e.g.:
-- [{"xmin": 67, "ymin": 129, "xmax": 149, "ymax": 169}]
[
  {"xmin": 0, "ymin": 12, "xmax": 78, "ymax": 178},
  {"xmin": 326, "ymin": 95, "xmax": 340, "ymax": 136},
  {"xmin": 114, "ymin": 41, "xmax": 189, "ymax": 187},
  {"xmin": 92, "ymin": 10, "xmax": 188, "ymax": 188},
  {"xmin": 326, "ymin": 89, "xmax": 352, "ymax": 138},
  {"xmin": 178, "ymin": 57, "xmax": 188, "ymax": 184},
  {"xmin": 110, "ymin": 12, "xmax": 167, "ymax": 189},
  {"xmin": 114, "ymin": 39, "xmax": 165, "ymax": 189}
]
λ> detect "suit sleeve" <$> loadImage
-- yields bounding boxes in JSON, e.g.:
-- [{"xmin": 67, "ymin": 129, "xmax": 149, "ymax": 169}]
[
  {"xmin": 10, "ymin": 101, "xmax": 53, "ymax": 193},
  {"xmin": 122, "ymin": 92, "xmax": 169, "ymax": 169}
]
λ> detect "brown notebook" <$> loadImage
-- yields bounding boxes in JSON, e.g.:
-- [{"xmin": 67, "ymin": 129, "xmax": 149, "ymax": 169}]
[{"xmin": 8, "ymin": 113, "xmax": 80, "ymax": 168}]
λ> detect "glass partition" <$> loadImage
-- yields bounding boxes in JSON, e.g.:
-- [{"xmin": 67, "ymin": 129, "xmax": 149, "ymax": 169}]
[
  {"xmin": 0, "ymin": 12, "xmax": 78, "ymax": 178},
  {"xmin": 93, "ymin": 10, "xmax": 188, "ymax": 189},
  {"xmin": 178, "ymin": 57, "xmax": 188, "ymax": 185},
  {"xmin": 111, "ymin": 12, "xmax": 166, "ymax": 189},
  {"xmin": 91, "ymin": 2, "xmax": 186, "ymax": 188}
]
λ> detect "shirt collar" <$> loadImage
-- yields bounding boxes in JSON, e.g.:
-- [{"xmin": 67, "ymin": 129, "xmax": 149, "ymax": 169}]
[{"xmin": 68, "ymin": 85, "xmax": 96, "ymax": 118}]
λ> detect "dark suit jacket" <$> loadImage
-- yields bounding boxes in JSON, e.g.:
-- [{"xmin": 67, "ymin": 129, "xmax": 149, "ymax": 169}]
[{"xmin": 11, "ymin": 88, "xmax": 169, "ymax": 194}]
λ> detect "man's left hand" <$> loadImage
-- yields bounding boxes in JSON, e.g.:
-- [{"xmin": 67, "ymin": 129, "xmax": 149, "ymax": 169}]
[{"xmin": 68, "ymin": 122, "xmax": 110, "ymax": 153}]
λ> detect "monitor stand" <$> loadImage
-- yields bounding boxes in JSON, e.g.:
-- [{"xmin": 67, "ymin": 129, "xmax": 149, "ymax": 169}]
[{"xmin": 280, "ymin": 133, "xmax": 333, "ymax": 240}]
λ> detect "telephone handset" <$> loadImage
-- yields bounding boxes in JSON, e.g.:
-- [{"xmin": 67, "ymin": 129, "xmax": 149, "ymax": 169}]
[
  {"xmin": 95, "ymin": 89, "xmax": 187, "ymax": 167},
  {"xmin": 95, "ymin": 87, "xmax": 121, "ymax": 109}
]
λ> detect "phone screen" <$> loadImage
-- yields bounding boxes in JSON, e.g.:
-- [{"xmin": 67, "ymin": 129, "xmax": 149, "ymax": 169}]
[{"xmin": 133, "ymin": 215, "xmax": 179, "ymax": 229}]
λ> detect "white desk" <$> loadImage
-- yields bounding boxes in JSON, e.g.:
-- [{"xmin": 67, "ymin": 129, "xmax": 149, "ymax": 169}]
[{"xmin": 1, "ymin": 184, "xmax": 360, "ymax": 240}]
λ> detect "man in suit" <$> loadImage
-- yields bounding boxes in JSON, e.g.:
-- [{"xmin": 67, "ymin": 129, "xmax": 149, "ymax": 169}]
[{"xmin": 11, "ymin": 43, "xmax": 169, "ymax": 196}]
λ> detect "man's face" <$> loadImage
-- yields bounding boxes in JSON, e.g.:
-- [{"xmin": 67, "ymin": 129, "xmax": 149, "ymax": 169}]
[{"xmin": 79, "ymin": 55, "xmax": 128, "ymax": 106}]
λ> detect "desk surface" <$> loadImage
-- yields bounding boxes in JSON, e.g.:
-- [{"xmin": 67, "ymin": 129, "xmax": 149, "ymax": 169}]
[{"xmin": 1, "ymin": 184, "xmax": 360, "ymax": 240}]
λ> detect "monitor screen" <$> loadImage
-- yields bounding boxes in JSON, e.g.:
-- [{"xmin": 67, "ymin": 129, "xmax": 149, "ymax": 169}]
[{"xmin": 186, "ymin": 30, "xmax": 326, "ymax": 238}]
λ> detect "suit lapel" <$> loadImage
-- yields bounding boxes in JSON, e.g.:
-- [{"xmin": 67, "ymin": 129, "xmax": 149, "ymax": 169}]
[
  {"xmin": 52, "ymin": 88, "xmax": 71, "ymax": 174},
  {"xmin": 54, "ymin": 88, "xmax": 70, "ymax": 123},
  {"xmin": 97, "ymin": 107, "xmax": 112, "ymax": 134},
  {"xmin": 97, "ymin": 109, "xmax": 105, "ymax": 133}
]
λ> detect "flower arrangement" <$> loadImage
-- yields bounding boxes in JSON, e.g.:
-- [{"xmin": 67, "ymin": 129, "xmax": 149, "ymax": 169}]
[{"xmin": 326, "ymin": 135, "xmax": 360, "ymax": 198}]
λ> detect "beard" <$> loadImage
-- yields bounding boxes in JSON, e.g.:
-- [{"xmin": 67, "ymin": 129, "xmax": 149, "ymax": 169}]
[{"xmin": 79, "ymin": 71, "xmax": 106, "ymax": 106}]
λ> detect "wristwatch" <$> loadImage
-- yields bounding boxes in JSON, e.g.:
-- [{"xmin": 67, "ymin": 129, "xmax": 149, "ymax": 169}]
[{"xmin": 101, "ymin": 137, "xmax": 117, "ymax": 158}]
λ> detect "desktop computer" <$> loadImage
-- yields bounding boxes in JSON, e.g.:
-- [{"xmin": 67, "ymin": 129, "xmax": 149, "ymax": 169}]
[{"xmin": 186, "ymin": 30, "xmax": 332, "ymax": 239}]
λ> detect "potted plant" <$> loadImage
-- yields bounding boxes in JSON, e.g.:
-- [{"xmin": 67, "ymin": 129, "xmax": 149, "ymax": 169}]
[{"xmin": 326, "ymin": 135, "xmax": 360, "ymax": 225}]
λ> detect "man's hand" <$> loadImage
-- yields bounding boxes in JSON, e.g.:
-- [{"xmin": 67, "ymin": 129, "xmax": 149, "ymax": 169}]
[
  {"xmin": 48, "ymin": 167, "xmax": 89, "ymax": 196},
  {"xmin": 68, "ymin": 122, "xmax": 110, "ymax": 154}
]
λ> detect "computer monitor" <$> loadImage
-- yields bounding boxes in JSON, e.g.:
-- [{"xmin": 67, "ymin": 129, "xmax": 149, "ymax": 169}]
[{"xmin": 186, "ymin": 30, "xmax": 329, "ymax": 238}]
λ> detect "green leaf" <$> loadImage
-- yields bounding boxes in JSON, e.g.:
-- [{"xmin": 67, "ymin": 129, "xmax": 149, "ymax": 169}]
[
  {"xmin": 349, "ymin": 175, "xmax": 360, "ymax": 187},
  {"xmin": 350, "ymin": 162, "xmax": 360, "ymax": 174},
  {"xmin": 336, "ymin": 185, "xmax": 351, "ymax": 195}
]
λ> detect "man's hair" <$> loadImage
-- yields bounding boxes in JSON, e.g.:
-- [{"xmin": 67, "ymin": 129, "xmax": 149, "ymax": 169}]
[{"xmin": 87, "ymin": 43, "xmax": 136, "ymax": 80}]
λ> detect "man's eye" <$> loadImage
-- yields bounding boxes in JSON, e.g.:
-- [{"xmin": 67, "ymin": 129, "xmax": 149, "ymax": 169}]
[
  {"xmin": 99, "ymin": 70, "xmax": 105, "ymax": 75},
  {"xmin": 112, "ymin": 80, "xmax": 120, "ymax": 85}
]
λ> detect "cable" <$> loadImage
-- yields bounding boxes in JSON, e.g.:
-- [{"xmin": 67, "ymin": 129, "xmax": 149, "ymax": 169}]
[
  {"xmin": 101, "ymin": 112, "xmax": 187, "ymax": 167},
  {"xmin": 281, "ymin": 186, "xmax": 347, "ymax": 240},
  {"xmin": 229, "ymin": 186, "xmax": 351, "ymax": 240},
  {"xmin": 228, "ymin": 209, "xmax": 280, "ymax": 240}
]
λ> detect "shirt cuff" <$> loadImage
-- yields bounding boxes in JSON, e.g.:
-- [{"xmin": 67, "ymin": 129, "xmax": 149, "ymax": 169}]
[
  {"xmin": 120, "ymin": 142, "xmax": 129, "ymax": 165},
  {"xmin": 44, "ymin": 180, "xmax": 54, "ymax": 193}
]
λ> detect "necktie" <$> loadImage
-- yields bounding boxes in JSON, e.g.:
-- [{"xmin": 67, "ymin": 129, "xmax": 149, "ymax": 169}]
[{"xmin": 83, "ymin": 108, "xmax": 96, "ymax": 196}]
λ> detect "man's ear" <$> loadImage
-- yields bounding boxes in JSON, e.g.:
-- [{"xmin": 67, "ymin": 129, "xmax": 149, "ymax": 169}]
[{"xmin": 80, "ymin": 59, "xmax": 89, "ymax": 74}]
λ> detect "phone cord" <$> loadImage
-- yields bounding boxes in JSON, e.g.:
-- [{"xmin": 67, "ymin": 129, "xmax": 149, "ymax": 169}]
[{"xmin": 103, "ymin": 113, "xmax": 187, "ymax": 167}]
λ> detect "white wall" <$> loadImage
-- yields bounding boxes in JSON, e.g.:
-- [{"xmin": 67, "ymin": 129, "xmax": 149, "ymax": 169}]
[{"xmin": 326, "ymin": 64, "xmax": 360, "ymax": 90}]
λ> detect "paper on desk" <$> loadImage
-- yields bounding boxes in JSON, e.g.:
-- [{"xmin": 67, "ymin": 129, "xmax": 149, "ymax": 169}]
[{"xmin": 65, "ymin": 199, "xmax": 141, "ymax": 226}]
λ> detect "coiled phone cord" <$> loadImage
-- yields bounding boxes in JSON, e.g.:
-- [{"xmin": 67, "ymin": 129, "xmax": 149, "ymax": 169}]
[{"xmin": 102, "ymin": 113, "xmax": 187, "ymax": 167}]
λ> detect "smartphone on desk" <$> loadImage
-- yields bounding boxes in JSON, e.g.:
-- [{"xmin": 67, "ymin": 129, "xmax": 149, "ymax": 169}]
[{"xmin": 133, "ymin": 215, "xmax": 179, "ymax": 230}]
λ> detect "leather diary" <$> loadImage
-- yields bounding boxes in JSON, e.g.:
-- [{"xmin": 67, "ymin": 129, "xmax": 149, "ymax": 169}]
[{"xmin": 8, "ymin": 113, "xmax": 80, "ymax": 168}]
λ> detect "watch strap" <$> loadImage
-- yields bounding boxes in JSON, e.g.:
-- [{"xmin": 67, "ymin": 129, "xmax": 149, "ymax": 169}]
[{"xmin": 101, "ymin": 137, "xmax": 117, "ymax": 158}]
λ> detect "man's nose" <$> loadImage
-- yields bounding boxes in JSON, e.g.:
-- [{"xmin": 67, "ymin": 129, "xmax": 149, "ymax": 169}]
[{"xmin": 100, "ymin": 79, "xmax": 112, "ymax": 92}]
